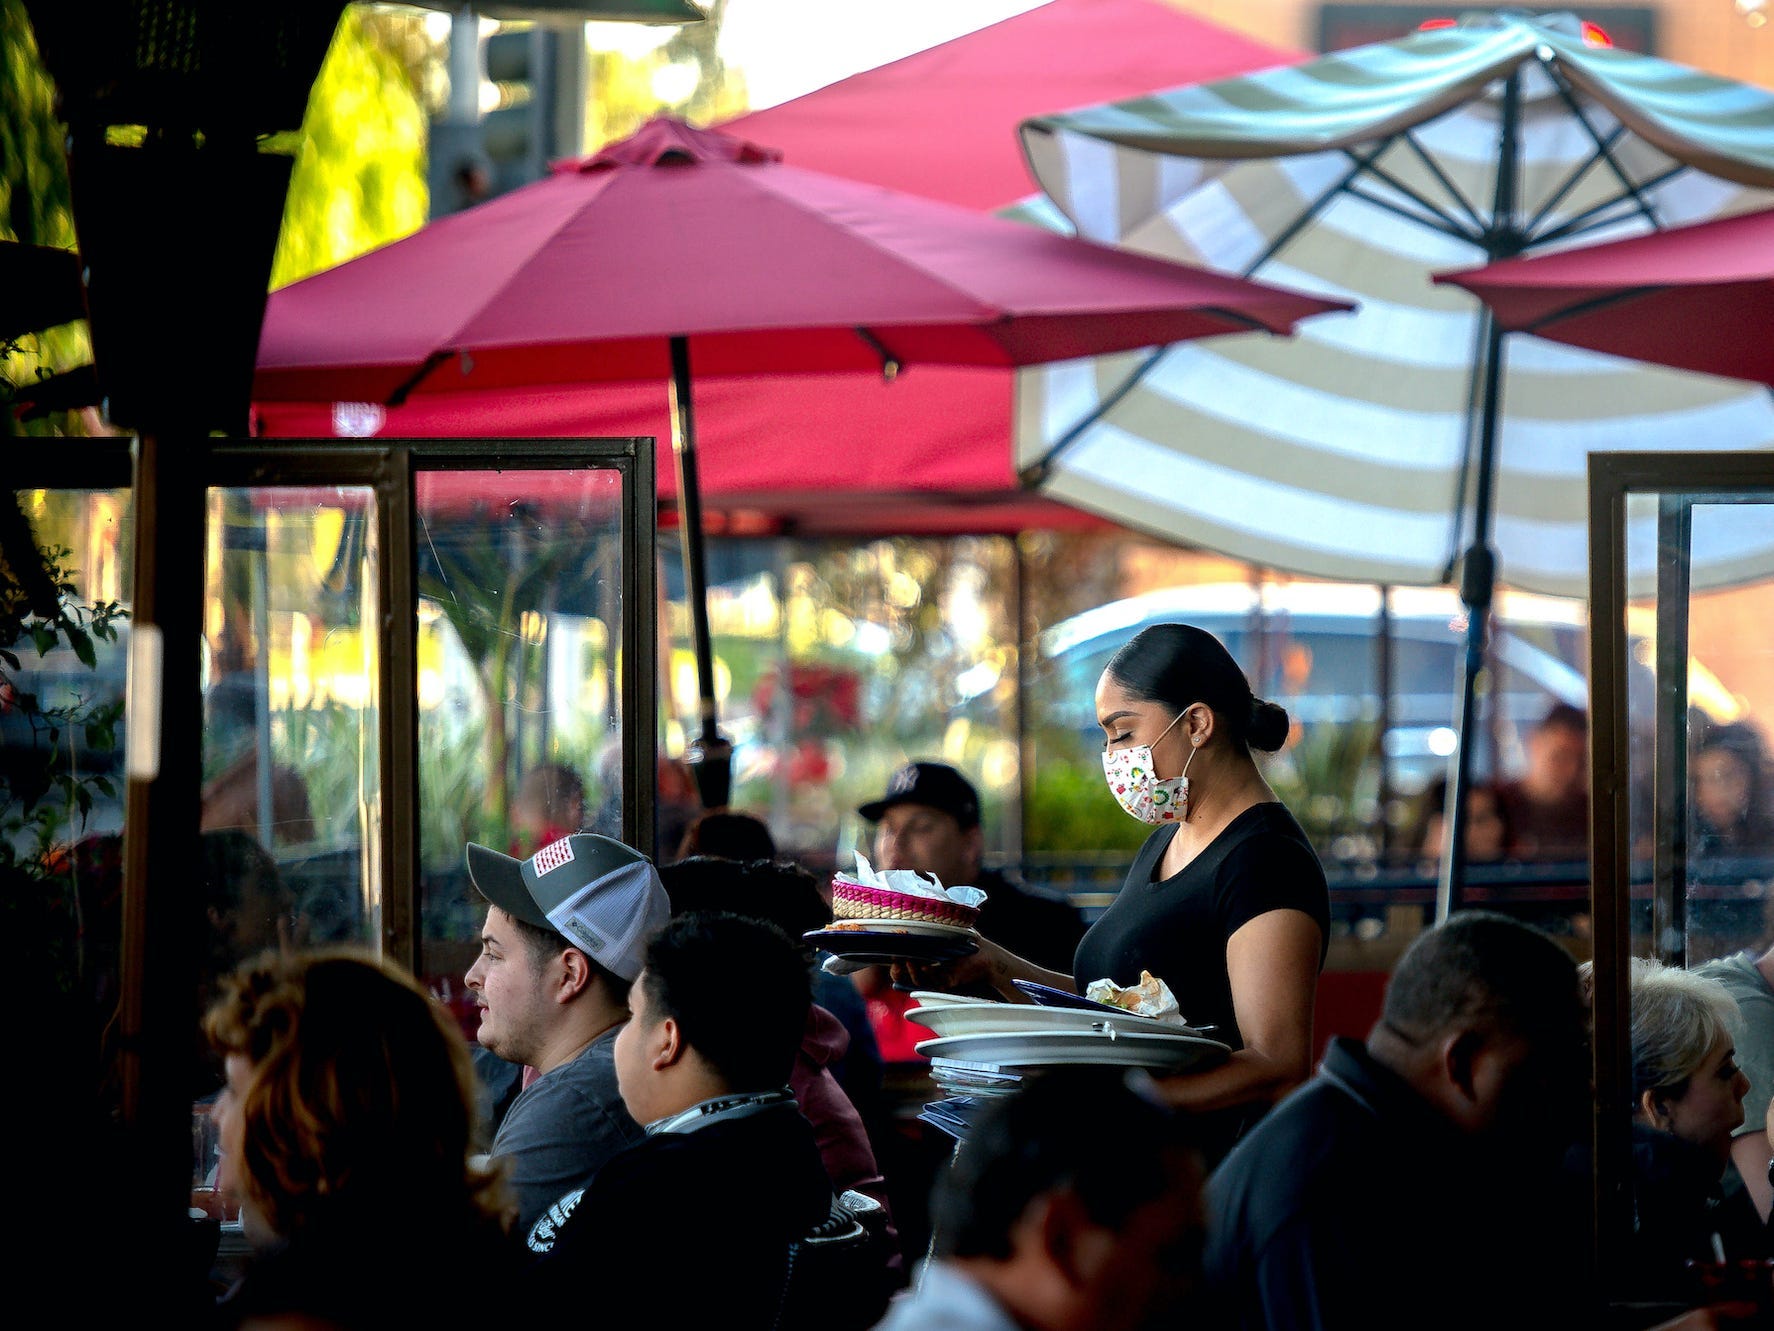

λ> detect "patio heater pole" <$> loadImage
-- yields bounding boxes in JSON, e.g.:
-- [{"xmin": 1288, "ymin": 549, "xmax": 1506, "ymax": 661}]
[
  {"xmin": 19, "ymin": 3, "xmax": 350, "ymax": 1305},
  {"xmin": 668, "ymin": 335, "xmax": 732, "ymax": 809},
  {"xmin": 1437, "ymin": 71, "xmax": 1522, "ymax": 924}
]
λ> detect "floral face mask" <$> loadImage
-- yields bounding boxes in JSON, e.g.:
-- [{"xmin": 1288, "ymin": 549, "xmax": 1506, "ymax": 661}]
[{"xmin": 1101, "ymin": 709, "xmax": 1197, "ymax": 824}]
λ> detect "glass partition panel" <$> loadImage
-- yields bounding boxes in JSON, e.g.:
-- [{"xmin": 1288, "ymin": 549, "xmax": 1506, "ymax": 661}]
[
  {"xmin": 1596, "ymin": 464, "xmax": 1774, "ymax": 1316},
  {"xmin": 3, "ymin": 486, "xmax": 132, "ymax": 1096},
  {"xmin": 412, "ymin": 467, "xmax": 627, "ymax": 1032},
  {"xmin": 200, "ymin": 487, "xmax": 382, "ymax": 978}
]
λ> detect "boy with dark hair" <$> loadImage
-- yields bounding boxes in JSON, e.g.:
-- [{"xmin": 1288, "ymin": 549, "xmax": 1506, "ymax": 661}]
[
  {"xmin": 526, "ymin": 911, "xmax": 889, "ymax": 1330},
  {"xmin": 659, "ymin": 855, "xmax": 899, "ymax": 1269}
]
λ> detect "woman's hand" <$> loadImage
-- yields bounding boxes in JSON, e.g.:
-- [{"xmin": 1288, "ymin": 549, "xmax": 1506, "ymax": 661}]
[
  {"xmin": 890, "ymin": 936, "xmax": 1073, "ymax": 1003},
  {"xmin": 890, "ymin": 948, "xmax": 1000, "ymax": 996}
]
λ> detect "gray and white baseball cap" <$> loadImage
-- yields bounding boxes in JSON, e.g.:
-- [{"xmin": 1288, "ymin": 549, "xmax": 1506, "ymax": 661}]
[{"xmin": 465, "ymin": 833, "xmax": 669, "ymax": 981}]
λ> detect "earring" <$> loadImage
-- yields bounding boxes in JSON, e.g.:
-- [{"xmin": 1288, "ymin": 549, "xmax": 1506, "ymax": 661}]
[{"xmin": 1178, "ymin": 742, "xmax": 1200, "ymax": 822}]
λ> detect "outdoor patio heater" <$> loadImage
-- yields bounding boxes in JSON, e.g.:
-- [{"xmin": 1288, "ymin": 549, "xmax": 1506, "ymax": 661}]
[{"xmin": 21, "ymin": 0, "xmax": 353, "ymax": 1304}]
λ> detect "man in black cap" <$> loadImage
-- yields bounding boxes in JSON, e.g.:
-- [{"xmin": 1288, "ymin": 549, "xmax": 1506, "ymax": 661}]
[
  {"xmin": 461, "ymin": 832, "xmax": 671, "ymax": 1235},
  {"xmin": 859, "ymin": 760, "xmax": 1085, "ymax": 973}
]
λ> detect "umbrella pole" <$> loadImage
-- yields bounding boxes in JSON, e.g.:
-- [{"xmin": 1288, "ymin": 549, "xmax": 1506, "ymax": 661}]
[
  {"xmin": 1437, "ymin": 72, "xmax": 1523, "ymax": 924},
  {"xmin": 668, "ymin": 335, "xmax": 732, "ymax": 811},
  {"xmin": 1437, "ymin": 316, "xmax": 1506, "ymax": 923}
]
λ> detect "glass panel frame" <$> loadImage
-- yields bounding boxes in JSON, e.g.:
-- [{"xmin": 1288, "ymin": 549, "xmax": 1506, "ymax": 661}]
[
  {"xmin": 1587, "ymin": 449, "xmax": 1774, "ymax": 1310},
  {"xmin": 204, "ymin": 437, "xmax": 658, "ymax": 974}
]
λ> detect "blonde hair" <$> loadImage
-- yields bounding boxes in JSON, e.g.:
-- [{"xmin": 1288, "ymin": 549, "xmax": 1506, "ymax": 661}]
[
  {"xmin": 203, "ymin": 948, "xmax": 510, "ymax": 1240},
  {"xmin": 1625, "ymin": 957, "xmax": 1741, "ymax": 1104}
]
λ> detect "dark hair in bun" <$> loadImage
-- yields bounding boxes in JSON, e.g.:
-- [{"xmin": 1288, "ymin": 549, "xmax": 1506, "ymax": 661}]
[{"xmin": 1104, "ymin": 623, "xmax": 1290, "ymax": 756}]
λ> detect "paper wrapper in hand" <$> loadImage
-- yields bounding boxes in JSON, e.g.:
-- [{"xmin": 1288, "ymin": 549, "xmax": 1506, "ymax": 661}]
[{"xmin": 1085, "ymin": 970, "xmax": 1187, "ymax": 1027}]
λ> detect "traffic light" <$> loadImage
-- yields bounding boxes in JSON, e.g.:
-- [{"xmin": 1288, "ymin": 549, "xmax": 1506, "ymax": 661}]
[
  {"xmin": 428, "ymin": 23, "xmax": 562, "ymax": 217},
  {"xmin": 479, "ymin": 26, "xmax": 560, "ymax": 195}
]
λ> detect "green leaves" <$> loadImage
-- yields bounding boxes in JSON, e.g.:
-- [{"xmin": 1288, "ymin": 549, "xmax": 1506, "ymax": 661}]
[{"xmin": 0, "ymin": 539, "xmax": 129, "ymax": 866}]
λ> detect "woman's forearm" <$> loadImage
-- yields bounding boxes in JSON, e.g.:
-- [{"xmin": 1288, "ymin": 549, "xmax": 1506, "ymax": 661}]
[
  {"xmin": 1151, "ymin": 1044, "xmax": 1312, "ymax": 1115},
  {"xmin": 982, "ymin": 944, "xmax": 1076, "ymax": 1002}
]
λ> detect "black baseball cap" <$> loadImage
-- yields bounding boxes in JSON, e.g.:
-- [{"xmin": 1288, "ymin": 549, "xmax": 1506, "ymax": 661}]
[{"xmin": 857, "ymin": 761, "xmax": 981, "ymax": 829}]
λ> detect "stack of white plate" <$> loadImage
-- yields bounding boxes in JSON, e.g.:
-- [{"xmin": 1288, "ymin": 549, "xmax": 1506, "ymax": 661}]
[{"xmin": 907, "ymin": 999, "xmax": 1230, "ymax": 1078}]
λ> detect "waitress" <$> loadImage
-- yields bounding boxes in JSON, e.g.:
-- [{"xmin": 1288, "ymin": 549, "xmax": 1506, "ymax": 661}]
[{"xmin": 908, "ymin": 623, "xmax": 1329, "ymax": 1151}]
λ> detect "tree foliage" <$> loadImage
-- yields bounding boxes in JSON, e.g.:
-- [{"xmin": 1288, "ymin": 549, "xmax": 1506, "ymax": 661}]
[
  {"xmin": 0, "ymin": 0, "xmax": 71, "ymax": 252},
  {"xmin": 0, "ymin": 0, "xmax": 90, "ymax": 440},
  {"xmin": 0, "ymin": 540, "xmax": 127, "ymax": 874},
  {"xmin": 588, "ymin": 0, "xmax": 747, "ymax": 148},
  {"xmin": 271, "ymin": 6, "xmax": 431, "ymax": 289}
]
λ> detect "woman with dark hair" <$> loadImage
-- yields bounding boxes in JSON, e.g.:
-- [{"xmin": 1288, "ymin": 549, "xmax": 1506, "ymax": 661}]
[
  {"xmin": 1401, "ymin": 774, "xmax": 1513, "ymax": 869},
  {"xmin": 203, "ymin": 948, "xmax": 524, "ymax": 1327},
  {"xmin": 907, "ymin": 623, "xmax": 1329, "ymax": 1156},
  {"xmin": 1691, "ymin": 722, "xmax": 1774, "ymax": 865}
]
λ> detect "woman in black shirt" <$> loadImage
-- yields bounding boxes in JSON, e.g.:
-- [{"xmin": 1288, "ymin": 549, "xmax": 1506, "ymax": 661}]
[{"xmin": 907, "ymin": 623, "xmax": 1329, "ymax": 1147}]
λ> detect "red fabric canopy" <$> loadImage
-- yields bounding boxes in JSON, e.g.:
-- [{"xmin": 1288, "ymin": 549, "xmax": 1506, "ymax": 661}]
[
  {"xmin": 253, "ymin": 2, "xmax": 1301, "ymax": 533},
  {"xmin": 731, "ymin": 0, "xmax": 1296, "ymax": 211},
  {"xmin": 254, "ymin": 118, "xmax": 1340, "ymax": 401},
  {"xmin": 1436, "ymin": 205, "xmax": 1774, "ymax": 388}
]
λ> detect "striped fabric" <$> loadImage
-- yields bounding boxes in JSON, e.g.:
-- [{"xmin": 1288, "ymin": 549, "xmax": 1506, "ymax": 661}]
[{"xmin": 1013, "ymin": 12, "xmax": 1774, "ymax": 597}]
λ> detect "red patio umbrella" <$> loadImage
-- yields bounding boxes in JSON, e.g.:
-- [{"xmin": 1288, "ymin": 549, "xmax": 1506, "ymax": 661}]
[
  {"xmin": 253, "ymin": 0, "xmax": 1300, "ymax": 535},
  {"xmin": 254, "ymin": 115, "xmax": 1347, "ymax": 803},
  {"xmin": 1435, "ymin": 205, "xmax": 1774, "ymax": 388}
]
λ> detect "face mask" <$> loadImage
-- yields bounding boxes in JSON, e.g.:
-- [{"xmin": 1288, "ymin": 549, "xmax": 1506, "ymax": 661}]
[{"xmin": 1102, "ymin": 710, "xmax": 1197, "ymax": 825}]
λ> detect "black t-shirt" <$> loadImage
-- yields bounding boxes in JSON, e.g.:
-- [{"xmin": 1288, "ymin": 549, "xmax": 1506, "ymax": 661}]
[{"xmin": 1072, "ymin": 802, "xmax": 1329, "ymax": 1050}]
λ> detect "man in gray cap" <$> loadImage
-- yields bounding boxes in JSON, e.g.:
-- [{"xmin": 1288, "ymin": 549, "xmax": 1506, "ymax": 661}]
[{"xmin": 463, "ymin": 831, "xmax": 671, "ymax": 1235}]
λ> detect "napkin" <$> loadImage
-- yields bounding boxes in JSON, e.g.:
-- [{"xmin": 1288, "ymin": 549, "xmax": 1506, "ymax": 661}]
[
  {"xmin": 1084, "ymin": 970, "xmax": 1187, "ymax": 1027},
  {"xmin": 846, "ymin": 851, "xmax": 988, "ymax": 909}
]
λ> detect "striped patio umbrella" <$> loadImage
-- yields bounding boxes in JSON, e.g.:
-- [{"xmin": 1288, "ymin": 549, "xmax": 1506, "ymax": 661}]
[{"xmin": 1014, "ymin": 9, "xmax": 1774, "ymax": 909}]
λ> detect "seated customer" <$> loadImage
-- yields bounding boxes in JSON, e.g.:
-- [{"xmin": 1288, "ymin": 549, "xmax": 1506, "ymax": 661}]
[
  {"xmin": 1619, "ymin": 957, "xmax": 1766, "ymax": 1305},
  {"xmin": 874, "ymin": 1067, "xmax": 1211, "ymax": 1331},
  {"xmin": 1496, "ymin": 701, "xmax": 1589, "ymax": 862},
  {"xmin": 1205, "ymin": 910, "xmax": 1593, "ymax": 1330},
  {"xmin": 1695, "ymin": 937, "xmax": 1774, "ymax": 1224},
  {"xmin": 676, "ymin": 808, "xmax": 778, "ymax": 861},
  {"xmin": 203, "ymin": 948, "xmax": 523, "ymax": 1327},
  {"xmin": 1401, "ymin": 775, "xmax": 1511, "ymax": 870},
  {"xmin": 461, "ymin": 832, "xmax": 669, "ymax": 1234},
  {"xmin": 658, "ymin": 853, "xmax": 898, "ymax": 1263},
  {"xmin": 525, "ymin": 911, "xmax": 891, "ymax": 1330}
]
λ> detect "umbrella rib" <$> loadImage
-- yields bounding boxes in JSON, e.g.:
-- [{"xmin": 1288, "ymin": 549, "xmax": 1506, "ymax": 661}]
[
  {"xmin": 1019, "ymin": 344, "xmax": 1171, "ymax": 485},
  {"xmin": 387, "ymin": 350, "xmax": 453, "ymax": 407},
  {"xmin": 1528, "ymin": 164, "xmax": 1688, "ymax": 250},
  {"xmin": 1400, "ymin": 130, "xmax": 1487, "ymax": 236},
  {"xmin": 1522, "ymin": 123, "xmax": 1627, "ymax": 239},
  {"xmin": 1517, "ymin": 284, "xmax": 1666, "ymax": 334},
  {"xmin": 853, "ymin": 327, "xmax": 902, "ymax": 381},
  {"xmin": 1344, "ymin": 180, "xmax": 1479, "ymax": 246},
  {"xmin": 1241, "ymin": 144, "xmax": 1387, "ymax": 278},
  {"xmin": 1538, "ymin": 58, "xmax": 1665, "ymax": 236}
]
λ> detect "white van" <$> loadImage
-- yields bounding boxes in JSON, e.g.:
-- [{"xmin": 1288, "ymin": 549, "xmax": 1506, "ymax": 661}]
[{"xmin": 1029, "ymin": 581, "xmax": 1731, "ymax": 798}]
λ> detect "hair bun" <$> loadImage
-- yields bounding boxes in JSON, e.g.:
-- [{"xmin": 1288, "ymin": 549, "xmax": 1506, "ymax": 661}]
[{"xmin": 1246, "ymin": 698, "xmax": 1290, "ymax": 753}]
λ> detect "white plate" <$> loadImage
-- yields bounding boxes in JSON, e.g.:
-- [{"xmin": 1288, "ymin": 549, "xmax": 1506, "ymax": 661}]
[
  {"xmin": 916, "ymin": 1029, "xmax": 1230, "ymax": 1074},
  {"xmin": 906, "ymin": 1002, "xmax": 1183, "ymax": 1039},
  {"xmin": 821, "ymin": 918, "xmax": 977, "ymax": 938},
  {"xmin": 907, "ymin": 990, "xmax": 981, "ymax": 1010}
]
